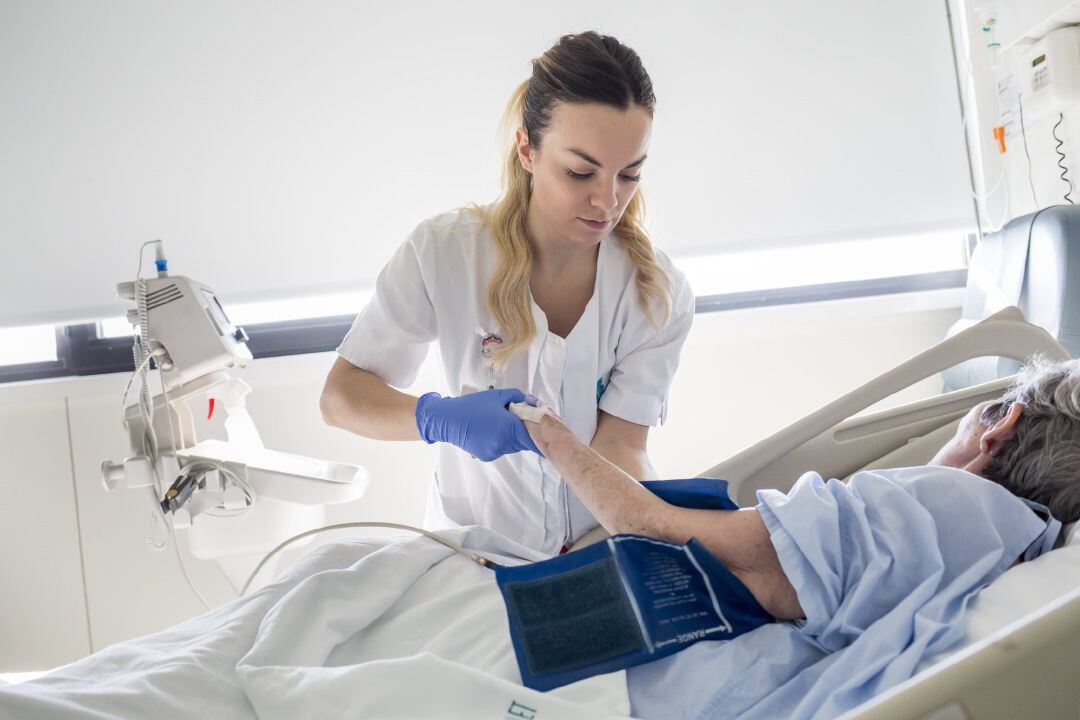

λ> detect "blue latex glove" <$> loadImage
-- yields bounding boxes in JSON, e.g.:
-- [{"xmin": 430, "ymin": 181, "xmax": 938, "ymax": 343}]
[{"xmin": 415, "ymin": 388, "xmax": 543, "ymax": 461}]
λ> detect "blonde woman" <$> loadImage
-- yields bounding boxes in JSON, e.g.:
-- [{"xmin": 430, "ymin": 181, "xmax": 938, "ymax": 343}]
[{"xmin": 321, "ymin": 31, "xmax": 695, "ymax": 555}]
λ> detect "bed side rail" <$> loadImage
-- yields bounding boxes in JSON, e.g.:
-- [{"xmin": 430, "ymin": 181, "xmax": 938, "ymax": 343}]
[
  {"xmin": 839, "ymin": 587, "xmax": 1080, "ymax": 720},
  {"xmin": 703, "ymin": 307, "xmax": 1069, "ymax": 504}
]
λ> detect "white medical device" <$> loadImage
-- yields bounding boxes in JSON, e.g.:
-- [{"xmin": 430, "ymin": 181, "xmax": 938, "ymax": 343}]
[
  {"xmin": 101, "ymin": 241, "xmax": 367, "ymax": 561},
  {"xmin": 116, "ymin": 273, "xmax": 253, "ymax": 392},
  {"xmin": 1021, "ymin": 25, "xmax": 1080, "ymax": 121}
]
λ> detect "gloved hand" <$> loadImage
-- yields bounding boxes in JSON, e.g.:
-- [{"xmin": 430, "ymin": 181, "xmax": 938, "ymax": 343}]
[{"xmin": 415, "ymin": 388, "xmax": 543, "ymax": 461}]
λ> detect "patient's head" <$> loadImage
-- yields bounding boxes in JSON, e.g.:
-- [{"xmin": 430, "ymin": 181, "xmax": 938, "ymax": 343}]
[{"xmin": 930, "ymin": 356, "xmax": 1080, "ymax": 523}]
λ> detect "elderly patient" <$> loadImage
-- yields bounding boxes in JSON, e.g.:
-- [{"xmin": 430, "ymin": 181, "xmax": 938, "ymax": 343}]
[
  {"xmin": 517, "ymin": 356, "xmax": 1079, "ymax": 718},
  {"xmin": 524, "ymin": 355, "xmax": 1079, "ymax": 619}
]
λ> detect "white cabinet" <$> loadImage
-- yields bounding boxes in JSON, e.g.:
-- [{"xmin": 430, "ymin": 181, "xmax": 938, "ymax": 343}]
[{"xmin": 0, "ymin": 396, "xmax": 90, "ymax": 670}]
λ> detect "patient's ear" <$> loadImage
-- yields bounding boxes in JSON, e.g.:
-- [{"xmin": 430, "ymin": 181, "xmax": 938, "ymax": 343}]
[
  {"xmin": 979, "ymin": 402, "xmax": 1025, "ymax": 456},
  {"xmin": 964, "ymin": 403, "xmax": 1024, "ymax": 476}
]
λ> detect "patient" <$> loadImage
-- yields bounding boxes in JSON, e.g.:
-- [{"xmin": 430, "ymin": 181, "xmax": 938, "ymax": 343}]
[
  {"xmin": 522, "ymin": 355, "xmax": 1080, "ymax": 621},
  {"xmin": 518, "ymin": 355, "xmax": 1080, "ymax": 717}
]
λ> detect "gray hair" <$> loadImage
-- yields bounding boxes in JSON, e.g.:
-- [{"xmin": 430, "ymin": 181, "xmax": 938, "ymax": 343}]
[{"xmin": 980, "ymin": 355, "xmax": 1080, "ymax": 523}]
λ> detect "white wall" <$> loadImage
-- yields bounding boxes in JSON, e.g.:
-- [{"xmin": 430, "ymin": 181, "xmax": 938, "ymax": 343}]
[
  {"xmin": 654, "ymin": 295, "xmax": 960, "ymax": 477},
  {"xmin": 0, "ymin": 293, "xmax": 960, "ymax": 672},
  {"xmin": 0, "ymin": 0, "xmax": 972, "ymax": 327},
  {"xmin": 0, "ymin": 396, "xmax": 89, "ymax": 667}
]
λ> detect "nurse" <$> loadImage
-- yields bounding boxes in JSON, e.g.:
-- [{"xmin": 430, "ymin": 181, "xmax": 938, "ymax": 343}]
[{"xmin": 320, "ymin": 31, "xmax": 695, "ymax": 555}]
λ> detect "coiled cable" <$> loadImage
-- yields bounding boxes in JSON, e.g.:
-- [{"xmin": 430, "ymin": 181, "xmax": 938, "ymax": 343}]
[{"xmin": 1052, "ymin": 113, "xmax": 1074, "ymax": 204}]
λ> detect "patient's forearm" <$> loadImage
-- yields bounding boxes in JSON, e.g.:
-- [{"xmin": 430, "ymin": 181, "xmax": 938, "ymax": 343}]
[
  {"xmin": 537, "ymin": 416, "xmax": 668, "ymax": 536},
  {"xmin": 528, "ymin": 415, "xmax": 804, "ymax": 619}
]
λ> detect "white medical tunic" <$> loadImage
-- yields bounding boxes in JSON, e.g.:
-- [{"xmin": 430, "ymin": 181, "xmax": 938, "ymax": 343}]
[{"xmin": 337, "ymin": 208, "xmax": 695, "ymax": 555}]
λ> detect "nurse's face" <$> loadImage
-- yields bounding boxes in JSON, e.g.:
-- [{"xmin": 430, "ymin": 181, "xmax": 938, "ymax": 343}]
[{"xmin": 517, "ymin": 101, "xmax": 652, "ymax": 247}]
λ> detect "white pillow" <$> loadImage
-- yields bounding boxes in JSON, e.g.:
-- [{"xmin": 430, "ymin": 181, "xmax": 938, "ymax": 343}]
[
  {"xmin": 916, "ymin": 521, "xmax": 1080, "ymax": 672},
  {"xmin": 1064, "ymin": 521, "xmax": 1079, "ymax": 547}
]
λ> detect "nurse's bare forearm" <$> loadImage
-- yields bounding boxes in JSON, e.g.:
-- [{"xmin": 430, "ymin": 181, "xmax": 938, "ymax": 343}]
[
  {"xmin": 528, "ymin": 414, "xmax": 804, "ymax": 619},
  {"xmin": 320, "ymin": 358, "xmax": 421, "ymax": 441},
  {"xmin": 590, "ymin": 439, "xmax": 658, "ymax": 481}
]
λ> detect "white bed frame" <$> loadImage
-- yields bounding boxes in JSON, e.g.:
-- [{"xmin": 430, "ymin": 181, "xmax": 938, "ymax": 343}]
[{"xmin": 702, "ymin": 307, "xmax": 1079, "ymax": 720}]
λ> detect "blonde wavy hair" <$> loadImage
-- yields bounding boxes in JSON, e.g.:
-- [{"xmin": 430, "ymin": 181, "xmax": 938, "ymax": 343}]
[{"xmin": 477, "ymin": 32, "xmax": 672, "ymax": 368}]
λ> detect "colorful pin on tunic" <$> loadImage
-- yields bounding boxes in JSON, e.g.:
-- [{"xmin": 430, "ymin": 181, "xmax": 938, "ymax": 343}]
[{"xmin": 480, "ymin": 333, "xmax": 503, "ymax": 359}]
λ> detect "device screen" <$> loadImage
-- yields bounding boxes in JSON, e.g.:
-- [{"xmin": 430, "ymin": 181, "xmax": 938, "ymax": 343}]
[{"xmin": 202, "ymin": 289, "xmax": 232, "ymax": 329}]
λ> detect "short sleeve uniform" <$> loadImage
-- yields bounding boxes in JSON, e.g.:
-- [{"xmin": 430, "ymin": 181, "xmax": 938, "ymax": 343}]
[{"xmin": 338, "ymin": 208, "xmax": 694, "ymax": 555}]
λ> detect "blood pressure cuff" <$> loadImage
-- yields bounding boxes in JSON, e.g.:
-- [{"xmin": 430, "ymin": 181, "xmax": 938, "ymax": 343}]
[{"xmin": 495, "ymin": 478, "xmax": 774, "ymax": 691}]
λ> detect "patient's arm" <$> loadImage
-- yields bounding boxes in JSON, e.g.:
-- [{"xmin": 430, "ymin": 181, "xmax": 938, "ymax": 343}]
[{"xmin": 527, "ymin": 414, "xmax": 804, "ymax": 620}]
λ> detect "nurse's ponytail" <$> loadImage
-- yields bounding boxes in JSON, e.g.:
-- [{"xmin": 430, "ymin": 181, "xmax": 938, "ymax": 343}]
[{"xmin": 481, "ymin": 32, "xmax": 672, "ymax": 368}]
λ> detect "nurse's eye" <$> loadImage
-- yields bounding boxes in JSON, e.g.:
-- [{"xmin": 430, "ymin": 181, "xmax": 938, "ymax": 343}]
[{"xmin": 565, "ymin": 169, "xmax": 593, "ymax": 180}]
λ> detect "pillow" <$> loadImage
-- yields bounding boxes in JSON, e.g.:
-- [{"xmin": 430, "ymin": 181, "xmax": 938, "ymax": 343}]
[
  {"xmin": 915, "ymin": 522, "xmax": 1080, "ymax": 672},
  {"xmin": 1064, "ymin": 521, "xmax": 1079, "ymax": 547}
]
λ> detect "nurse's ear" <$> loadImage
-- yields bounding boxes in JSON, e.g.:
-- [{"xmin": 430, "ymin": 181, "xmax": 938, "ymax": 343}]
[{"xmin": 515, "ymin": 127, "xmax": 535, "ymax": 173}]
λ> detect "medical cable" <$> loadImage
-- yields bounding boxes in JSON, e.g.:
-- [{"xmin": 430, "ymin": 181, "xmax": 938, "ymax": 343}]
[
  {"xmin": 133, "ymin": 281, "xmax": 158, "ymax": 458},
  {"xmin": 238, "ymin": 406, "xmax": 558, "ymax": 597},
  {"xmin": 119, "ymin": 347, "xmax": 163, "ymax": 429},
  {"xmin": 946, "ymin": 0, "xmax": 1016, "ymax": 233},
  {"xmin": 133, "ymin": 272, "xmax": 169, "ymax": 551},
  {"xmin": 945, "ymin": 0, "xmax": 986, "ymax": 243},
  {"xmin": 161, "ymin": 459, "xmax": 254, "ymax": 611},
  {"xmin": 240, "ymin": 522, "xmax": 497, "ymax": 596},
  {"xmin": 132, "ymin": 243, "xmax": 174, "ymax": 551},
  {"xmin": 166, "ymin": 519, "xmax": 213, "ymax": 610},
  {"xmin": 159, "ymin": 459, "xmax": 256, "ymax": 517},
  {"xmin": 1052, "ymin": 113, "xmax": 1074, "ymax": 204},
  {"xmin": 1018, "ymin": 93, "xmax": 1040, "ymax": 207},
  {"xmin": 145, "ymin": 487, "xmax": 169, "ymax": 551},
  {"xmin": 202, "ymin": 466, "xmax": 258, "ymax": 518}
]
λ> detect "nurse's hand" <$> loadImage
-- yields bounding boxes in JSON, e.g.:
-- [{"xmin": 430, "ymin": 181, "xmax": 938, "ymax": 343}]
[{"xmin": 414, "ymin": 388, "xmax": 542, "ymax": 461}]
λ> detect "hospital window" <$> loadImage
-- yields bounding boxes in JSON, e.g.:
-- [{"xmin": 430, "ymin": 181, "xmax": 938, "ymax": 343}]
[
  {"xmin": 680, "ymin": 229, "xmax": 968, "ymax": 298},
  {"xmin": 0, "ymin": 232, "xmax": 971, "ymax": 383},
  {"xmin": 0, "ymin": 324, "xmax": 58, "ymax": 366}
]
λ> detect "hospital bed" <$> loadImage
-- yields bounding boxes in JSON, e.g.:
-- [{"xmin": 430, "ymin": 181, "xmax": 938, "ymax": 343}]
[
  {"xmin": 701, "ymin": 203, "xmax": 1080, "ymax": 719},
  {"xmin": 4, "ymin": 309, "xmax": 1077, "ymax": 719},
  {"xmin": 706, "ymin": 306, "xmax": 1080, "ymax": 719},
  {"xmin": 566, "ymin": 306, "xmax": 1078, "ymax": 718}
]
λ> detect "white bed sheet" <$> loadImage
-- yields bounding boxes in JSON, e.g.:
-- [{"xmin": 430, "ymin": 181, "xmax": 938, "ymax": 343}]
[
  {"xmin": 0, "ymin": 527, "xmax": 629, "ymax": 720},
  {"xmin": 3, "ymin": 519, "xmax": 1073, "ymax": 719}
]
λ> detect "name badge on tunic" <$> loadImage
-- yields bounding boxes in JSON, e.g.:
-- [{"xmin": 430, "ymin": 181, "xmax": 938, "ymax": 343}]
[{"xmin": 475, "ymin": 326, "xmax": 503, "ymax": 389}]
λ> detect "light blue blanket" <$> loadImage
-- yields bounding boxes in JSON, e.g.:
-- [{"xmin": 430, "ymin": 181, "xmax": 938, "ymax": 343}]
[{"xmin": 627, "ymin": 465, "xmax": 1060, "ymax": 720}]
